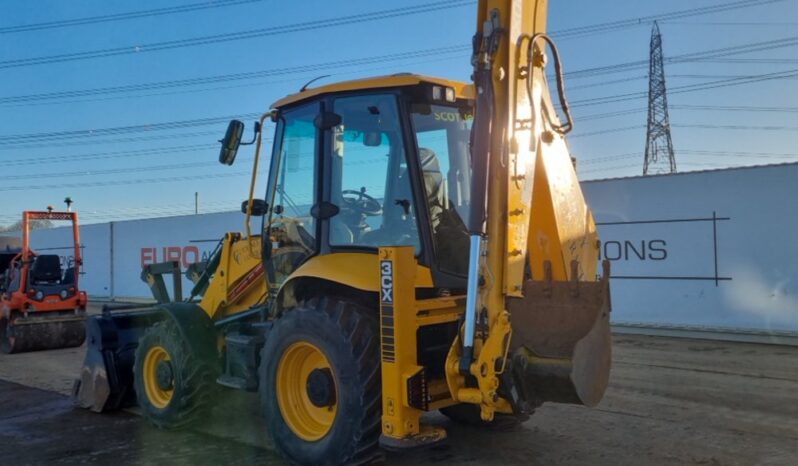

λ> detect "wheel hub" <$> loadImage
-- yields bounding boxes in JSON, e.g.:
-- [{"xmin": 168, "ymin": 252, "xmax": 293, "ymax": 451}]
[
  {"xmin": 142, "ymin": 345, "xmax": 174, "ymax": 408},
  {"xmin": 156, "ymin": 360, "xmax": 174, "ymax": 390},
  {"xmin": 306, "ymin": 368, "xmax": 336, "ymax": 407},
  {"xmin": 276, "ymin": 341, "xmax": 338, "ymax": 441}
]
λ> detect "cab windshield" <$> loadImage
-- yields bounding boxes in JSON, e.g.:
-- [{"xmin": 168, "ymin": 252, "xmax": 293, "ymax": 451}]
[{"xmin": 410, "ymin": 102, "xmax": 473, "ymax": 276}]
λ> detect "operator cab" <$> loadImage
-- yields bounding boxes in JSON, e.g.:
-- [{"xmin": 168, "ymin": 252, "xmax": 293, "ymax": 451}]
[{"xmin": 265, "ymin": 75, "xmax": 474, "ymax": 288}]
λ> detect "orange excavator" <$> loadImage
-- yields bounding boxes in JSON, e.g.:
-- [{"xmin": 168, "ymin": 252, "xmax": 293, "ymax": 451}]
[{"xmin": 0, "ymin": 209, "xmax": 87, "ymax": 353}]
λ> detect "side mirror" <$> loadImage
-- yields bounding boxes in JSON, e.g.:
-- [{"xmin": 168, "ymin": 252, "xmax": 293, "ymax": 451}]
[
  {"xmin": 219, "ymin": 120, "xmax": 245, "ymax": 166},
  {"xmin": 241, "ymin": 199, "xmax": 268, "ymax": 217}
]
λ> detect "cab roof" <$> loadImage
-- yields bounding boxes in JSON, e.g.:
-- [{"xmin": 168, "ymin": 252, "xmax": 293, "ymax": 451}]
[{"xmin": 271, "ymin": 74, "xmax": 473, "ymax": 109}]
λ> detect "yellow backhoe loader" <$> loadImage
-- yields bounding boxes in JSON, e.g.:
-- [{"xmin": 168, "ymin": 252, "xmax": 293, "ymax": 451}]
[{"xmin": 75, "ymin": 1, "xmax": 611, "ymax": 463}]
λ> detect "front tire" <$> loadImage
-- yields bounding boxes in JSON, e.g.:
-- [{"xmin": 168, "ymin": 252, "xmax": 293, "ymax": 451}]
[
  {"xmin": 133, "ymin": 321, "xmax": 217, "ymax": 429},
  {"xmin": 259, "ymin": 297, "xmax": 381, "ymax": 465}
]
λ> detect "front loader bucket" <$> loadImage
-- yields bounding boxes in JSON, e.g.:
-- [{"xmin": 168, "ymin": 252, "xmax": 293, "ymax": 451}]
[
  {"xmin": 507, "ymin": 264, "xmax": 611, "ymax": 408},
  {"xmin": 74, "ymin": 305, "xmax": 163, "ymax": 412}
]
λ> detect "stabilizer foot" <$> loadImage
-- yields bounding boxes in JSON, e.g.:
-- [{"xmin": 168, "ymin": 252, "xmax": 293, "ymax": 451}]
[{"xmin": 379, "ymin": 425, "xmax": 447, "ymax": 452}]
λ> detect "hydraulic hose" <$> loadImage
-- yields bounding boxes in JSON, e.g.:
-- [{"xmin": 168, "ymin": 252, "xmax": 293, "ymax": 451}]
[{"xmin": 525, "ymin": 33, "xmax": 573, "ymax": 135}]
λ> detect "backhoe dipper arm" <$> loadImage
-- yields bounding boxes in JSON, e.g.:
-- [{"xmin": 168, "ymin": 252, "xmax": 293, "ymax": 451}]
[{"xmin": 454, "ymin": 0, "xmax": 610, "ymax": 421}]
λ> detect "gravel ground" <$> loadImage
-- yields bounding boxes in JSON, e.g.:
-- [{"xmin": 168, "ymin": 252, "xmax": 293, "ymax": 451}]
[{"xmin": 1, "ymin": 309, "xmax": 796, "ymax": 465}]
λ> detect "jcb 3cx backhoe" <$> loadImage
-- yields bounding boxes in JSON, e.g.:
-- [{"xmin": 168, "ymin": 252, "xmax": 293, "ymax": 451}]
[
  {"xmin": 1, "ymin": 209, "xmax": 87, "ymax": 353},
  {"xmin": 75, "ymin": 1, "xmax": 611, "ymax": 463}
]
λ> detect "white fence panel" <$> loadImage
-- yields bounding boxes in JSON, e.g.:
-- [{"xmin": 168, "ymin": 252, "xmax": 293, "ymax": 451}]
[
  {"xmin": 110, "ymin": 212, "xmax": 242, "ymax": 299},
  {"xmin": 583, "ymin": 162, "xmax": 798, "ymax": 333}
]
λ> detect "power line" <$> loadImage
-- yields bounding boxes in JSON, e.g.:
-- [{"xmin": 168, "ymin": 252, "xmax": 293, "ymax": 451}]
[
  {"xmin": 0, "ymin": 130, "xmax": 221, "ymax": 150},
  {"xmin": 0, "ymin": 54, "xmax": 470, "ymax": 110},
  {"xmin": 568, "ymin": 75, "xmax": 648, "ymax": 90},
  {"xmin": 577, "ymin": 104, "xmax": 798, "ymax": 122},
  {"xmin": 0, "ymin": 144, "xmax": 214, "ymax": 166},
  {"xmin": 673, "ymin": 123, "xmax": 798, "ymax": 132},
  {"xmin": 0, "ymin": 1, "xmax": 474, "ymax": 70},
  {"xmin": 678, "ymin": 149, "xmax": 798, "ymax": 159},
  {"xmin": 0, "ymin": 160, "xmax": 231, "ymax": 180},
  {"xmin": 569, "ymin": 125, "xmax": 646, "ymax": 139},
  {"xmin": 689, "ymin": 57, "xmax": 798, "ymax": 64},
  {"xmin": 570, "ymin": 66, "xmax": 798, "ymax": 107},
  {"xmin": 670, "ymin": 73, "xmax": 798, "ymax": 79},
  {"xmin": 0, "ymin": 2, "xmax": 786, "ymax": 108},
  {"xmin": 0, "ymin": 112, "xmax": 260, "ymax": 143},
  {"xmin": 0, "ymin": 31, "xmax": 798, "ymax": 114},
  {"xmin": 578, "ymin": 152, "xmax": 642, "ymax": 165},
  {"xmin": 579, "ymin": 163, "xmax": 640, "ymax": 174},
  {"xmin": 660, "ymin": 20, "xmax": 798, "ymax": 26},
  {"xmin": 579, "ymin": 148, "xmax": 798, "ymax": 166},
  {"xmin": 567, "ymin": 70, "xmax": 798, "ymax": 93},
  {"xmin": 565, "ymin": 34, "xmax": 798, "ymax": 80},
  {"xmin": 552, "ymin": 0, "xmax": 783, "ymax": 40},
  {"xmin": 0, "ymin": 0, "xmax": 263, "ymax": 34},
  {"xmin": 65, "ymin": 200, "xmax": 241, "ymax": 219},
  {"xmin": 576, "ymin": 108, "xmax": 647, "ymax": 121},
  {"xmin": 0, "ymin": 171, "xmax": 251, "ymax": 192},
  {"xmin": 671, "ymin": 104, "xmax": 798, "ymax": 113},
  {"xmin": 0, "ymin": 46, "xmax": 469, "ymax": 105},
  {"xmin": 0, "ymin": 0, "xmax": 780, "ymax": 71},
  {"xmin": 570, "ymin": 121, "xmax": 798, "ymax": 139}
]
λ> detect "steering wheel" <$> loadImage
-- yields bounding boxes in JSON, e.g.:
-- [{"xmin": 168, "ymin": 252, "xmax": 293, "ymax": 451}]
[{"xmin": 341, "ymin": 189, "xmax": 382, "ymax": 216}]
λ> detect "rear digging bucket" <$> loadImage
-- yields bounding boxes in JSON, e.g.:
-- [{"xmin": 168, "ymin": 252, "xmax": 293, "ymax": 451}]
[{"xmin": 507, "ymin": 271, "xmax": 611, "ymax": 408}]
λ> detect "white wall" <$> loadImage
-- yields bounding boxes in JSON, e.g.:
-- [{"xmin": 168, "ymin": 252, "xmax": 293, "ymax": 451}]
[
  {"xmin": 24, "ymin": 162, "xmax": 798, "ymax": 335},
  {"xmin": 582, "ymin": 162, "xmax": 798, "ymax": 334},
  {"xmin": 110, "ymin": 211, "xmax": 241, "ymax": 299}
]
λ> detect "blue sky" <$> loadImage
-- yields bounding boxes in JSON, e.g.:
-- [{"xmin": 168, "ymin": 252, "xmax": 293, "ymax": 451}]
[{"xmin": 1, "ymin": 0, "xmax": 797, "ymax": 226}]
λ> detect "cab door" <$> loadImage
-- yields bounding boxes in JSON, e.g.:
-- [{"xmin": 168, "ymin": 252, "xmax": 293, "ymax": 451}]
[{"xmin": 264, "ymin": 102, "xmax": 320, "ymax": 285}]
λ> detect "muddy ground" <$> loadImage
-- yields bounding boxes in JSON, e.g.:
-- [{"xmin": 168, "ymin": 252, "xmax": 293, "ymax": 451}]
[{"xmin": 1, "ymin": 308, "xmax": 796, "ymax": 465}]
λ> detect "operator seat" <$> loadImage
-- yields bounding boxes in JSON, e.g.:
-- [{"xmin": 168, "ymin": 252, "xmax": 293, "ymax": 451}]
[
  {"xmin": 30, "ymin": 255, "xmax": 62, "ymax": 284},
  {"xmin": 419, "ymin": 148, "xmax": 445, "ymax": 231},
  {"xmin": 359, "ymin": 147, "xmax": 444, "ymax": 248}
]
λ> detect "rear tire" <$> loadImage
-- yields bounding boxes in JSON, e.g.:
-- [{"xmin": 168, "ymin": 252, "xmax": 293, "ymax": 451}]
[
  {"xmin": 134, "ymin": 321, "xmax": 217, "ymax": 429},
  {"xmin": 259, "ymin": 297, "xmax": 381, "ymax": 465}
]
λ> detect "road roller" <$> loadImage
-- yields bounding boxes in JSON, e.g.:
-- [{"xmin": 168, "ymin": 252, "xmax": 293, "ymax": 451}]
[{"xmin": 0, "ymin": 209, "xmax": 87, "ymax": 353}]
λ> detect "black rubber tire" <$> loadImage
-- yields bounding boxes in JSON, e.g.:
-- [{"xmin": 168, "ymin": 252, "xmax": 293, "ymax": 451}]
[
  {"xmin": 0, "ymin": 316, "xmax": 13, "ymax": 354},
  {"xmin": 439, "ymin": 403, "xmax": 526, "ymax": 430},
  {"xmin": 259, "ymin": 297, "xmax": 381, "ymax": 465},
  {"xmin": 133, "ymin": 321, "xmax": 218, "ymax": 429}
]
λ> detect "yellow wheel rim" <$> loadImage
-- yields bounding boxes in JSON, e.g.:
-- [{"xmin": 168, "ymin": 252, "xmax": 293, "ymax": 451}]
[
  {"xmin": 142, "ymin": 345, "xmax": 174, "ymax": 409},
  {"xmin": 276, "ymin": 341, "xmax": 338, "ymax": 441}
]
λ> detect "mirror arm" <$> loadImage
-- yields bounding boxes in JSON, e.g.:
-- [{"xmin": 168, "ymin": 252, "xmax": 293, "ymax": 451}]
[
  {"xmin": 245, "ymin": 113, "xmax": 271, "ymax": 246},
  {"xmin": 240, "ymin": 121, "xmax": 262, "ymax": 146}
]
